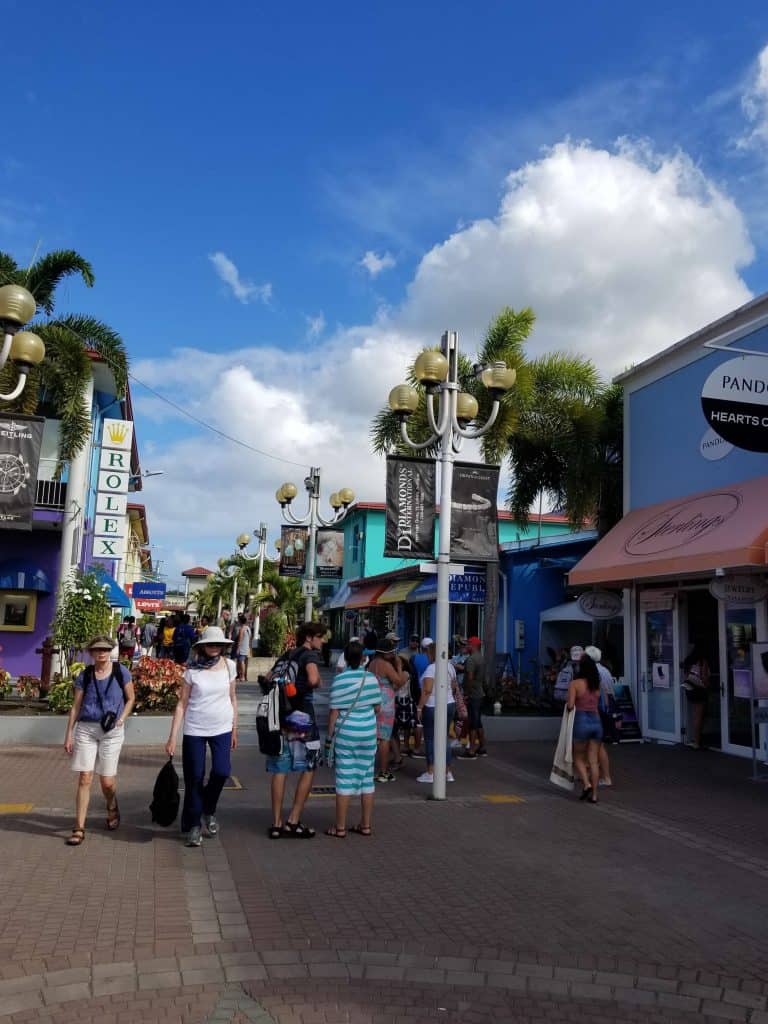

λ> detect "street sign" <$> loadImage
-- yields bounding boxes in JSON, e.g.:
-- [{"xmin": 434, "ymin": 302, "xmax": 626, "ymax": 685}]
[{"xmin": 302, "ymin": 579, "xmax": 319, "ymax": 597}]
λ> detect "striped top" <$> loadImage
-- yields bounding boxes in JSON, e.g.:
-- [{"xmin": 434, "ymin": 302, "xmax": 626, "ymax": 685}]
[{"xmin": 330, "ymin": 669, "xmax": 381, "ymax": 714}]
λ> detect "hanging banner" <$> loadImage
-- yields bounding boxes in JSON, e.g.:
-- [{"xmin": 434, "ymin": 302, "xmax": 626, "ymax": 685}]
[
  {"xmin": 384, "ymin": 456, "xmax": 435, "ymax": 560},
  {"xmin": 0, "ymin": 414, "xmax": 44, "ymax": 531},
  {"xmin": 450, "ymin": 462, "xmax": 500, "ymax": 562},
  {"xmin": 279, "ymin": 525, "xmax": 309, "ymax": 577},
  {"xmin": 316, "ymin": 529, "xmax": 344, "ymax": 579}
]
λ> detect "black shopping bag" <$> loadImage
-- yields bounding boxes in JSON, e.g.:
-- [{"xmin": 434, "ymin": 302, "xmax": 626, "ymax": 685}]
[{"xmin": 150, "ymin": 756, "xmax": 180, "ymax": 826}]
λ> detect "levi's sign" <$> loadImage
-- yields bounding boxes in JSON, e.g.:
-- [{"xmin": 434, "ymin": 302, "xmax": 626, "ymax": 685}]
[
  {"xmin": 702, "ymin": 355, "xmax": 768, "ymax": 453},
  {"xmin": 624, "ymin": 492, "xmax": 742, "ymax": 556}
]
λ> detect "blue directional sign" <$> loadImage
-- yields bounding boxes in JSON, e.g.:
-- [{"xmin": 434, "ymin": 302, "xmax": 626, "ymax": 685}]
[{"xmin": 132, "ymin": 581, "xmax": 167, "ymax": 600}]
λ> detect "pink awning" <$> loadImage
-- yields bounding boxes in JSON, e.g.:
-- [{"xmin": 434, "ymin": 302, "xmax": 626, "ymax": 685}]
[{"xmin": 570, "ymin": 475, "xmax": 768, "ymax": 586}]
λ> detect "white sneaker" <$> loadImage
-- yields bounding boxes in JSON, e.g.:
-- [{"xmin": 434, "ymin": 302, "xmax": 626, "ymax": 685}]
[
  {"xmin": 446, "ymin": 772, "xmax": 455, "ymax": 782},
  {"xmin": 416, "ymin": 772, "xmax": 434, "ymax": 783}
]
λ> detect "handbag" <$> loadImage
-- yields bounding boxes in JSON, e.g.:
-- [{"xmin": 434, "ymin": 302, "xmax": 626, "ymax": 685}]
[{"xmin": 325, "ymin": 670, "xmax": 369, "ymax": 768}]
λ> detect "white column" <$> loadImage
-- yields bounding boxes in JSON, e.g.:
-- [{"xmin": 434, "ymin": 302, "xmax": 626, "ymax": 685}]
[{"xmin": 56, "ymin": 376, "xmax": 95, "ymax": 600}]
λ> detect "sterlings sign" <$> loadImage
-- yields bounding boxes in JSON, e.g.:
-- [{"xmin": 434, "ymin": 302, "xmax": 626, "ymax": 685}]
[
  {"xmin": 701, "ymin": 354, "xmax": 768, "ymax": 453},
  {"xmin": 577, "ymin": 590, "xmax": 623, "ymax": 619}
]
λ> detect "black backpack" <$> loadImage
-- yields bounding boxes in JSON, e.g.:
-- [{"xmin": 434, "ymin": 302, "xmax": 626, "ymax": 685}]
[{"xmin": 149, "ymin": 756, "xmax": 180, "ymax": 826}]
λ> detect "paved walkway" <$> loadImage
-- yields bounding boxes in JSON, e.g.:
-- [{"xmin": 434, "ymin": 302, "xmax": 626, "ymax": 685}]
[{"xmin": 1, "ymin": 733, "xmax": 768, "ymax": 1023}]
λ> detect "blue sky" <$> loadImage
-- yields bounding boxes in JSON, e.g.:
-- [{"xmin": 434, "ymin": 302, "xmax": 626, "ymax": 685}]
[{"xmin": 4, "ymin": 1, "xmax": 768, "ymax": 579}]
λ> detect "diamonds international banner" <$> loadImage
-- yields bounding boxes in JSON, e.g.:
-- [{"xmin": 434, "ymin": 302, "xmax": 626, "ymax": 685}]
[
  {"xmin": 279, "ymin": 525, "xmax": 309, "ymax": 577},
  {"xmin": 316, "ymin": 529, "xmax": 344, "ymax": 579},
  {"xmin": 384, "ymin": 456, "xmax": 435, "ymax": 560},
  {"xmin": 0, "ymin": 414, "xmax": 44, "ymax": 531},
  {"xmin": 450, "ymin": 462, "xmax": 500, "ymax": 562}
]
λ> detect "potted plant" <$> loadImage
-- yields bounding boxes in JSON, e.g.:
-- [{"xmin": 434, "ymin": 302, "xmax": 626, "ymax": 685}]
[{"xmin": 16, "ymin": 675, "xmax": 41, "ymax": 700}]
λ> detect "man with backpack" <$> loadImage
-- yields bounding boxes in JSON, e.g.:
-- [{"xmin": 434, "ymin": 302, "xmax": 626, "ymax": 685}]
[
  {"xmin": 265, "ymin": 621, "xmax": 325, "ymax": 839},
  {"xmin": 117, "ymin": 616, "xmax": 140, "ymax": 660}
]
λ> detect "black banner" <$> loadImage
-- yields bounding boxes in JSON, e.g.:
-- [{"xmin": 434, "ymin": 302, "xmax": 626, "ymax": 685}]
[
  {"xmin": 316, "ymin": 528, "xmax": 344, "ymax": 579},
  {"xmin": 279, "ymin": 526, "xmax": 309, "ymax": 577},
  {"xmin": 0, "ymin": 414, "xmax": 44, "ymax": 531},
  {"xmin": 450, "ymin": 462, "xmax": 500, "ymax": 562},
  {"xmin": 384, "ymin": 456, "xmax": 435, "ymax": 560}
]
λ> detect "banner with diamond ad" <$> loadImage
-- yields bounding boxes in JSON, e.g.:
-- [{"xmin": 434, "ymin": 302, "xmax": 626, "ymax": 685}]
[
  {"xmin": 279, "ymin": 526, "xmax": 309, "ymax": 577},
  {"xmin": 450, "ymin": 462, "xmax": 500, "ymax": 562},
  {"xmin": 0, "ymin": 414, "xmax": 44, "ymax": 530},
  {"xmin": 384, "ymin": 456, "xmax": 435, "ymax": 560}
]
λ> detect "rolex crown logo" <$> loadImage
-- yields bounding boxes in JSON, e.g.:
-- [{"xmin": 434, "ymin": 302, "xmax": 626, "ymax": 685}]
[{"xmin": 106, "ymin": 422, "xmax": 129, "ymax": 444}]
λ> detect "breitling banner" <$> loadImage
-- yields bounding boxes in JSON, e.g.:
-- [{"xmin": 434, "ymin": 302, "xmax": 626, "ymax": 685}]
[
  {"xmin": 450, "ymin": 462, "xmax": 500, "ymax": 562},
  {"xmin": 384, "ymin": 456, "xmax": 435, "ymax": 560},
  {"xmin": 0, "ymin": 414, "xmax": 45, "ymax": 531}
]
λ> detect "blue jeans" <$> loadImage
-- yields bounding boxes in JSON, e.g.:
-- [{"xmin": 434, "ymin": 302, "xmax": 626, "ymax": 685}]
[
  {"xmin": 181, "ymin": 732, "xmax": 232, "ymax": 832},
  {"xmin": 422, "ymin": 704, "xmax": 454, "ymax": 768}
]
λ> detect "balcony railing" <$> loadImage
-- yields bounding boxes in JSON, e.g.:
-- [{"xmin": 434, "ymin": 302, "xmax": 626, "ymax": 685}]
[{"xmin": 35, "ymin": 478, "xmax": 67, "ymax": 510}]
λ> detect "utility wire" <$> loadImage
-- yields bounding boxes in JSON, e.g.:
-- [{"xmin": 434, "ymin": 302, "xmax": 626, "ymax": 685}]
[{"xmin": 128, "ymin": 372, "xmax": 310, "ymax": 470}]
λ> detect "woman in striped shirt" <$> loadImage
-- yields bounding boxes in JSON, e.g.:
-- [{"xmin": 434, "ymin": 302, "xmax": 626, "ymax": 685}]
[{"xmin": 325, "ymin": 640, "xmax": 381, "ymax": 837}]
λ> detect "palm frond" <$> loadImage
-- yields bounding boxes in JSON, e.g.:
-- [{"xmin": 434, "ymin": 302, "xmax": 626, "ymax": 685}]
[
  {"xmin": 0, "ymin": 252, "xmax": 19, "ymax": 286},
  {"xmin": 46, "ymin": 315, "xmax": 128, "ymax": 396},
  {"xmin": 23, "ymin": 250, "xmax": 95, "ymax": 314}
]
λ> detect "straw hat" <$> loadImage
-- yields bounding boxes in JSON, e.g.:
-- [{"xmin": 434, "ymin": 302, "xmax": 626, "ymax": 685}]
[{"xmin": 194, "ymin": 626, "xmax": 231, "ymax": 647}]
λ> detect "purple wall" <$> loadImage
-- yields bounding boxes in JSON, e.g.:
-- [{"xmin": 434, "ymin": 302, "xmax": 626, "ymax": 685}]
[{"xmin": 0, "ymin": 530, "xmax": 61, "ymax": 679}]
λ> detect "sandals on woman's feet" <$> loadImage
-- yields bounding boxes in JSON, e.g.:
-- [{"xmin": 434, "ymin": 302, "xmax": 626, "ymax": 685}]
[
  {"xmin": 350, "ymin": 824, "xmax": 372, "ymax": 836},
  {"xmin": 66, "ymin": 828, "xmax": 85, "ymax": 846},
  {"xmin": 325, "ymin": 826, "xmax": 346, "ymax": 838},
  {"xmin": 281, "ymin": 821, "xmax": 316, "ymax": 839},
  {"xmin": 267, "ymin": 825, "xmax": 282, "ymax": 839},
  {"xmin": 106, "ymin": 799, "xmax": 121, "ymax": 831},
  {"xmin": 579, "ymin": 787, "xmax": 592, "ymax": 802}
]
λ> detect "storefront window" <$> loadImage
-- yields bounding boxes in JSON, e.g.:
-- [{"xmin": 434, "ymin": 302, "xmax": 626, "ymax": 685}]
[{"xmin": 645, "ymin": 608, "xmax": 675, "ymax": 734}]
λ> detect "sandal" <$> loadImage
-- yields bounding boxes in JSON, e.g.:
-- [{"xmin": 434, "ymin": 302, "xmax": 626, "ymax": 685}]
[
  {"xmin": 106, "ymin": 799, "xmax": 121, "ymax": 831},
  {"xmin": 281, "ymin": 821, "xmax": 316, "ymax": 839},
  {"xmin": 66, "ymin": 828, "xmax": 85, "ymax": 846},
  {"xmin": 267, "ymin": 825, "xmax": 282, "ymax": 839},
  {"xmin": 350, "ymin": 824, "xmax": 372, "ymax": 836},
  {"xmin": 325, "ymin": 826, "xmax": 347, "ymax": 838},
  {"xmin": 579, "ymin": 787, "xmax": 592, "ymax": 802}
]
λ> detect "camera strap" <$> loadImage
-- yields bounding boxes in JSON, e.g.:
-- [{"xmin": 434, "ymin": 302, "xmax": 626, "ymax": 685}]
[{"xmin": 85, "ymin": 664, "xmax": 123, "ymax": 714}]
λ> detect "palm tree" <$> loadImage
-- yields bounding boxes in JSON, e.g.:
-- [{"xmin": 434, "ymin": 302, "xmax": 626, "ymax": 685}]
[
  {"xmin": 248, "ymin": 568, "xmax": 304, "ymax": 631},
  {"xmin": 370, "ymin": 306, "xmax": 612, "ymax": 690},
  {"xmin": 0, "ymin": 249, "xmax": 128, "ymax": 468}
]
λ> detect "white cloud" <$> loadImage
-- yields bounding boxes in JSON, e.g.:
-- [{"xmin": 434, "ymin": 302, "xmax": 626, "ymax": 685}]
[
  {"xmin": 208, "ymin": 251, "xmax": 272, "ymax": 304},
  {"xmin": 360, "ymin": 250, "xmax": 396, "ymax": 277},
  {"xmin": 738, "ymin": 44, "xmax": 768, "ymax": 150},
  {"xmin": 305, "ymin": 313, "xmax": 326, "ymax": 339},
  {"xmin": 142, "ymin": 139, "xmax": 753, "ymax": 577}
]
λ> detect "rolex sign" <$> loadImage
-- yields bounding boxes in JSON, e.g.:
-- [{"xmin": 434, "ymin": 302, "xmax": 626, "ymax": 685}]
[{"xmin": 94, "ymin": 419, "xmax": 132, "ymax": 560}]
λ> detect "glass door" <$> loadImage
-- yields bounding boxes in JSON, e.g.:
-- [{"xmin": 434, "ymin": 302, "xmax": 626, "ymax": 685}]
[
  {"xmin": 640, "ymin": 607, "xmax": 679, "ymax": 741},
  {"xmin": 683, "ymin": 590, "xmax": 721, "ymax": 750},
  {"xmin": 722, "ymin": 605, "xmax": 758, "ymax": 755}
]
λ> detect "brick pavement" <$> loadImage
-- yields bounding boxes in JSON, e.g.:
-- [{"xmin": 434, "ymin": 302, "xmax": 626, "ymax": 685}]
[{"xmin": 1, "ymin": 738, "xmax": 768, "ymax": 1022}]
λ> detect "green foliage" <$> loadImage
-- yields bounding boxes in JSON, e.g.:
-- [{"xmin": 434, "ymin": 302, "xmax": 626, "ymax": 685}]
[
  {"xmin": 47, "ymin": 678, "xmax": 74, "ymax": 713},
  {"xmin": 131, "ymin": 656, "xmax": 183, "ymax": 713},
  {"xmin": 261, "ymin": 610, "xmax": 287, "ymax": 657},
  {"xmin": 51, "ymin": 571, "xmax": 112, "ymax": 675},
  {"xmin": 16, "ymin": 675, "xmax": 41, "ymax": 699}
]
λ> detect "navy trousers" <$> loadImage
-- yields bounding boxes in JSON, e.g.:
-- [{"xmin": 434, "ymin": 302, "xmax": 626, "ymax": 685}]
[{"xmin": 181, "ymin": 732, "xmax": 232, "ymax": 832}]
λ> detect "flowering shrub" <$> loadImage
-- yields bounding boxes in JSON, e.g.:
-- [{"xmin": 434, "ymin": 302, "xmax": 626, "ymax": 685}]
[
  {"xmin": 16, "ymin": 675, "xmax": 41, "ymax": 699},
  {"xmin": 0, "ymin": 669, "xmax": 12, "ymax": 697},
  {"xmin": 131, "ymin": 657, "xmax": 182, "ymax": 713},
  {"xmin": 52, "ymin": 571, "xmax": 112, "ymax": 675}
]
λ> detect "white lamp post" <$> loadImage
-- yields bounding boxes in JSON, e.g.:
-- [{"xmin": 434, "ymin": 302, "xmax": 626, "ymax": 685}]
[
  {"xmin": 276, "ymin": 468, "xmax": 355, "ymax": 622},
  {"xmin": 388, "ymin": 330, "xmax": 516, "ymax": 800},
  {"xmin": 0, "ymin": 285, "xmax": 46, "ymax": 400},
  {"xmin": 233, "ymin": 524, "xmax": 269, "ymax": 646}
]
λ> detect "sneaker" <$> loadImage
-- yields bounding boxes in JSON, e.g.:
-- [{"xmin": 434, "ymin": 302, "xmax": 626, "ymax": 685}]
[
  {"xmin": 476, "ymin": 748, "xmax": 489, "ymax": 757},
  {"xmin": 416, "ymin": 772, "xmax": 434, "ymax": 783},
  {"xmin": 460, "ymin": 750, "xmax": 478, "ymax": 759},
  {"xmin": 376, "ymin": 772, "xmax": 390, "ymax": 784},
  {"xmin": 446, "ymin": 771, "xmax": 455, "ymax": 782},
  {"xmin": 202, "ymin": 814, "xmax": 219, "ymax": 837},
  {"xmin": 185, "ymin": 826, "xmax": 202, "ymax": 847}
]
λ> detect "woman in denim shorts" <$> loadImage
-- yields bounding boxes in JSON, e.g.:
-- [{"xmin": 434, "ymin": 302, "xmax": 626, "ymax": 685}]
[{"xmin": 567, "ymin": 651, "xmax": 603, "ymax": 804}]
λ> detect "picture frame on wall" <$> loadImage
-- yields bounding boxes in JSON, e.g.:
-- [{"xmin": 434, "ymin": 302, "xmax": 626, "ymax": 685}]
[{"xmin": 0, "ymin": 592, "xmax": 37, "ymax": 632}]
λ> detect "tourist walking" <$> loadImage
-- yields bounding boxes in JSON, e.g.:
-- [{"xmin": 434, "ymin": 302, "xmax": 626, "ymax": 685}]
[
  {"xmin": 266, "ymin": 621, "xmax": 325, "ymax": 839},
  {"xmin": 141, "ymin": 618, "xmax": 157, "ymax": 657},
  {"xmin": 682, "ymin": 641, "xmax": 711, "ymax": 749},
  {"xmin": 416, "ymin": 642, "xmax": 457, "ymax": 784},
  {"xmin": 117, "ymin": 615, "xmax": 140, "ymax": 660},
  {"xmin": 165, "ymin": 627, "xmax": 238, "ymax": 847},
  {"xmin": 460, "ymin": 637, "xmax": 487, "ymax": 758},
  {"xmin": 159, "ymin": 615, "xmax": 176, "ymax": 659},
  {"xmin": 367, "ymin": 638, "xmax": 409, "ymax": 783},
  {"xmin": 63, "ymin": 636, "xmax": 135, "ymax": 846},
  {"xmin": 235, "ymin": 613, "xmax": 251, "ymax": 681},
  {"xmin": 325, "ymin": 640, "xmax": 381, "ymax": 837},
  {"xmin": 173, "ymin": 613, "xmax": 197, "ymax": 665},
  {"xmin": 586, "ymin": 644, "xmax": 616, "ymax": 787},
  {"xmin": 567, "ymin": 650, "xmax": 603, "ymax": 803}
]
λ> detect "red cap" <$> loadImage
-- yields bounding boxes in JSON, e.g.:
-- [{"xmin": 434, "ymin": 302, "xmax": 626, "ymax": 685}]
[{"xmin": 467, "ymin": 636, "xmax": 482, "ymax": 648}]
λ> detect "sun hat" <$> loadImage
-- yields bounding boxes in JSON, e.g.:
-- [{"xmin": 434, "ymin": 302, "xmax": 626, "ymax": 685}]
[
  {"xmin": 421, "ymin": 637, "xmax": 434, "ymax": 648},
  {"xmin": 584, "ymin": 644, "xmax": 602, "ymax": 663},
  {"xmin": 87, "ymin": 635, "xmax": 114, "ymax": 651},
  {"xmin": 375, "ymin": 638, "xmax": 397, "ymax": 655},
  {"xmin": 194, "ymin": 626, "xmax": 231, "ymax": 647},
  {"xmin": 467, "ymin": 636, "xmax": 482, "ymax": 648}
]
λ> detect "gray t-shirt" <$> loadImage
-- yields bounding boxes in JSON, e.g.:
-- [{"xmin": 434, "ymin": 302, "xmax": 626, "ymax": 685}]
[
  {"xmin": 236, "ymin": 625, "xmax": 251, "ymax": 656},
  {"xmin": 463, "ymin": 652, "xmax": 486, "ymax": 699}
]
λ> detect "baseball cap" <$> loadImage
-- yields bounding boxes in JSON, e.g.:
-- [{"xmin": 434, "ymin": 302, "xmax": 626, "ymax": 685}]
[
  {"xmin": 467, "ymin": 636, "xmax": 482, "ymax": 648},
  {"xmin": 584, "ymin": 645, "xmax": 602, "ymax": 662},
  {"xmin": 421, "ymin": 637, "xmax": 434, "ymax": 648},
  {"xmin": 410, "ymin": 632, "xmax": 419, "ymax": 642}
]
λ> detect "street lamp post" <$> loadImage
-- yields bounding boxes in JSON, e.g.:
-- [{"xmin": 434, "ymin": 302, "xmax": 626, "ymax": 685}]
[
  {"xmin": 233, "ymin": 524, "xmax": 269, "ymax": 645},
  {"xmin": 0, "ymin": 285, "xmax": 46, "ymax": 400},
  {"xmin": 388, "ymin": 330, "xmax": 516, "ymax": 801},
  {"xmin": 276, "ymin": 468, "xmax": 355, "ymax": 622}
]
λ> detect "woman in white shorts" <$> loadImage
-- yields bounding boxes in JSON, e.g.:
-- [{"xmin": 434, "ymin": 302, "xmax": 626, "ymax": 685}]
[{"xmin": 63, "ymin": 635, "xmax": 135, "ymax": 846}]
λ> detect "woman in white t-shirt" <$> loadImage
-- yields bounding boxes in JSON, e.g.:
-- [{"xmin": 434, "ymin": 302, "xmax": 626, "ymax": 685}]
[{"xmin": 166, "ymin": 627, "xmax": 238, "ymax": 847}]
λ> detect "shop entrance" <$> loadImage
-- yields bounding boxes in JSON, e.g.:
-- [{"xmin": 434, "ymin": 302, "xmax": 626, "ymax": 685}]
[{"xmin": 681, "ymin": 590, "xmax": 721, "ymax": 750}]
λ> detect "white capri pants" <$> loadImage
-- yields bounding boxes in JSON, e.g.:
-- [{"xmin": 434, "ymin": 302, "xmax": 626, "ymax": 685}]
[{"xmin": 71, "ymin": 721, "xmax": 126, "ymax": 776}]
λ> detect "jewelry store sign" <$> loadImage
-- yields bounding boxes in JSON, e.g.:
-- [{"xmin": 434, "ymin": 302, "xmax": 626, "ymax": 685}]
[
  {"xmin": 702, "ymin": 355, "xmax": 768, "ymax": 453},
  {"xmin": 94, "ymin": 419, "xmax": 133, "ymax": 560},
  {"xmin": 709, "ymin": 574, "xmax": 768, "ymax": 605}
]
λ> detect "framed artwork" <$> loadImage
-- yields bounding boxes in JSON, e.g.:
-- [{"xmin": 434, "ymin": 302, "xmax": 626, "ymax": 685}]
[{"xmin": 0, "ymin": 591, "xmax": 37, "ymax": 632}]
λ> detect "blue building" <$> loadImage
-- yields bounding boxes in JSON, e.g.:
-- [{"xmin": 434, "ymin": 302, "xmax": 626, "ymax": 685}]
[{"xmin": 572, "ymin": 291, "xmax": 768, "ymax": 758}]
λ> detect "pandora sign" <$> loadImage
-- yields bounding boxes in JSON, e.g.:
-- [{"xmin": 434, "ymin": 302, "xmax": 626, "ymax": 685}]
[{"xmin": 701, "ymin": 354, "xmax": 768, "ymax": 453}]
